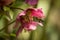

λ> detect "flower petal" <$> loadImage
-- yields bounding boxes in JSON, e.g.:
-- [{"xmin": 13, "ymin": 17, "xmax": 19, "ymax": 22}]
[
  {"xmin": 37, "ymin": 22, "xmax": 43, "ymax": 26},
  {"xmin": 31, "ymin": 8, "xmax": 44, "ymax": 18},
  {"xmin": 24, "ymin": 21, "xmax": 37, "ymax": 31}
]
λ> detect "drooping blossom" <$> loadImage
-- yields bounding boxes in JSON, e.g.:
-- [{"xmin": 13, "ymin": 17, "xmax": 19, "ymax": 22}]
[
  {"xmin": 14, "ymin": 8, "xmax": 44, "ymax": 37},
  {"xmin": 25, "ymin": 0, "xmax": 38, "ymax": 6}
]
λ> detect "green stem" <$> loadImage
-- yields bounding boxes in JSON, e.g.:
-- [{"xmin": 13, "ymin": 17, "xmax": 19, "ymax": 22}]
[
  {"xmin": 6, "ymin": 6, "xmax": 24, "ymax": 11},
  {"xmin": 0, "ymin": 15, "xmax": 3, "ymax": 20},
  {"xmin": 0, "ymin": 20, "xmax": 16, "ymax": 31}
]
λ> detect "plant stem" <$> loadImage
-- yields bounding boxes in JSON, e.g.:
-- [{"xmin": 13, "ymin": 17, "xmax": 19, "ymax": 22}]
[
  {"xmin": 0, "ymin": 20, "xmax": 16, "ymax": 31},
  {"xmin": 6, "ymin": 6, "xmax": 24, "ymax": 11}
]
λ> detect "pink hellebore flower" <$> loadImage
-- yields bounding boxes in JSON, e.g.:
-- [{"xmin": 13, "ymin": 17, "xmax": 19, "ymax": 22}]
[
  {"xmin": 14, "ymin": 8, "xmax": 44, "ymax": 37},
  {"xmin": 25, "ymin": 0, "xmax": 38, "ymax": 6}
]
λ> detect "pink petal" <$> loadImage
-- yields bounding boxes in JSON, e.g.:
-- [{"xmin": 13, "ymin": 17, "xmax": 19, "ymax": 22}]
[
  {"xmin": 24, "ymin": 21, "xmax": 37, "ymax": 31},
  {"xmin": 31, "ymin": 8, "xmax": 44, "ymax": 18},
  {"xmin": 28, "ymin": 24, "xmax": 37, "ymax": 30}
]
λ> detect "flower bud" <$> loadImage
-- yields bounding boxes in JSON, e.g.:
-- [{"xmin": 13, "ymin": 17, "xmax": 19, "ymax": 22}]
[{"xmin": 25, "ymin": 0, "xmax": 38, "ymax": 6}]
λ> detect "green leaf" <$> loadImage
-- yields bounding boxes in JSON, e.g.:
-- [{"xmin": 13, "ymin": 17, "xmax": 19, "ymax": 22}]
[
  {"xmin": 10, "ymin": 33, "xmax": 16, "ymax": 37},
  {"xmin": 3, "ymin": 6, "xmax": 10, "ymax": 11},
  {"xmin": 3, "ymin": 6, "xmax": 14, "ymax": 20},
  {"xmin": 9, "ymin": 10, "xmax": 14, "ymax": 20},
  {"xmin": 11, "ymin": 0, "xmax": 23, "ymax": 7},
  {"xmin": 0, "ymin": 18, "xmax": 5, "ymax": 30}
]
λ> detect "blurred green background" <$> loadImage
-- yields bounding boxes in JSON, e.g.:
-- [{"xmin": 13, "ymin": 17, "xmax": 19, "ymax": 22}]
[{"xmin": 0, "ymin": 0, "xmax": 60, "ymax": 40}]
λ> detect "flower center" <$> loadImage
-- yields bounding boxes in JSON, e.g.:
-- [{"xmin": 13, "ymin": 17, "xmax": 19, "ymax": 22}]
[{"xmin": 23, "ymin": 11, "xmax": 33, "ymax": 22}]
